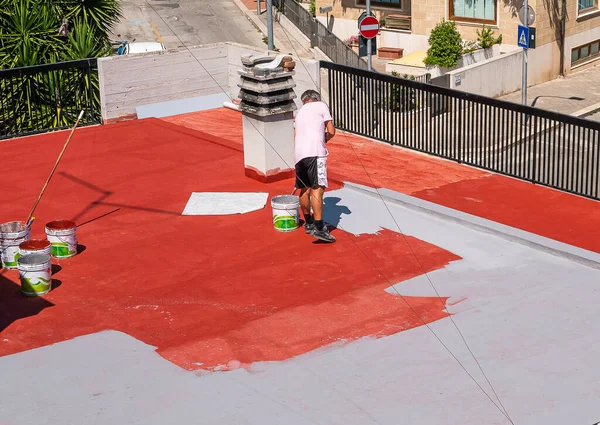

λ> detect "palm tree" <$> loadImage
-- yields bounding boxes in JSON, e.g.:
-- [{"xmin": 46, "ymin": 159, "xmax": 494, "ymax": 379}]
[
  {"xmin": 0, "ymin": 0, "xmax": 121, "ymax": 136},
  {"xmin": 59, "ymin": 0, "xmax": 122, "ymax": 44},
  {"xmin": 0, "ymin": 0, "xmax": 63, "ymax": 68}
]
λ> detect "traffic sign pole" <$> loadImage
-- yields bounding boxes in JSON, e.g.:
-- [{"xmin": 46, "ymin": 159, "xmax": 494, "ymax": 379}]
[
  {"xmin": 358, "ymin": 4, "xmax": 379, "ymax": 71},
  {"xmin": 366, "ymin": 0, "xmax": 372, "ymax": 71},
  {"xmin": 267, "ymin": 0, "xmax": 274, "ymax": 51},
  {"xmin": 522, "ymin": 0, "xmax": 528, "ymax": 105}
]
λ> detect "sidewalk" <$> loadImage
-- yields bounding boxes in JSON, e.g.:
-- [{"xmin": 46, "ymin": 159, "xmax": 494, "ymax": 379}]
[
  {"xmin": 233, "ymin": 0, "xmax": 317, "ymax": 61},
  {"xmin": 499, "ymin": 64, "xmax": 600, "ymax": 116}
]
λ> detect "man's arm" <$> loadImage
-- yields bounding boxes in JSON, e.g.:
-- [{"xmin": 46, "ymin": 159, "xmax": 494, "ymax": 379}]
[{"xmin": 325, "ymin": 120, "xmax": 336, "ymax": 142}]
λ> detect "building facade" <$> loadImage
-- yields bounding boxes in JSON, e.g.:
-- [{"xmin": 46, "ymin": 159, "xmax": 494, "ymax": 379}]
[{"xmin": 315, "ymin": 0, "xmax": 600, "ymax": 85}]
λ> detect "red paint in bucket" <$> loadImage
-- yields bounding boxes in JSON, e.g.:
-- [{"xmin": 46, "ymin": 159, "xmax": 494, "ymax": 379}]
[
  {"xmin": 19, "ymin": 239, "xmax": 51, "ymax": 251},
  {"xmin": 45, "ymin": 220, "xmax": 77, "ymax": 259},
  {"xmin": 19, "ymin": 239, "xmax": 51, "ymax": 258},
  {"xmin": 45, "ymin": 220, "xmax": 76, "ymax": 230}
]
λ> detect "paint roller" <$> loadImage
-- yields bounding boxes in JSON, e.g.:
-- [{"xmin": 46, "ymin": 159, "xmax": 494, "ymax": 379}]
[{"xmin": 25, "ymin": 110, "xmax": 85, "ymax": 228}]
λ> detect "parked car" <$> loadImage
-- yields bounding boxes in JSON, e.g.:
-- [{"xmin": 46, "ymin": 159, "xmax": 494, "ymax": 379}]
[{"xmin": 116, "ymin": 41, "xmax": 166, "ymax": 55}]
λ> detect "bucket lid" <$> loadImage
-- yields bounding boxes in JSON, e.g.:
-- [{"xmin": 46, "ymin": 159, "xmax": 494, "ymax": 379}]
[
  {"xmin": 19, "ymin": 239, "xmax": 50, "ymax": 250},
  {"xmin": 18, "ymin": 253, "xmax": 51, "ymax": 265},
  {"xmin": 271, "ymin": 195, "xmax": 300, "ymax": 205},
  {"xmin": 0, "ymin": 221, "xmax": 27, "ymax": 234},
  {"xmin": 46, "ymin": 219, "xmax": 76, "ymax": 230}
]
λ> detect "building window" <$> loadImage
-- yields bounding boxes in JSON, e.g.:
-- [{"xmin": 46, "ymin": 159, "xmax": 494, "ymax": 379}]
[
  {"xmin": 450, "ymin": 0, "xmax": 496, "ymax": 23},
  {"xmin": 571, "ymin": 39, "xmax": 600, "ymax": 67},
  {"xmin": 578, "ymin": 0, "xmax": 598, "ymax": 13},
  {"xmin": 356, "ymin": 0, "xmax": 402, "ymax": 9}
]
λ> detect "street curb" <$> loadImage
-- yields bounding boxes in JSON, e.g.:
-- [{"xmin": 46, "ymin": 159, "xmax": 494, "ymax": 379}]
[
  {"xmin": 572, "ymin": 101, "xmax": 600, "ymax": 117},
  {"xmin": 230, "ymin": 0, "xmax": 286, "ymax": 53},
  {"xmin": 343, "ymin": 182, "xmax": 600, "ymax": 270}
]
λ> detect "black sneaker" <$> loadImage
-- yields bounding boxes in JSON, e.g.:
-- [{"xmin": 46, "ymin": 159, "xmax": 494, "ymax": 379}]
[
  {"xmin": 305, "ymin": 222, "xmax": 316, "ymax": 234},
  {"xmin": 311, "ymin": 225, "xmax": 336, "ymax": 243}
]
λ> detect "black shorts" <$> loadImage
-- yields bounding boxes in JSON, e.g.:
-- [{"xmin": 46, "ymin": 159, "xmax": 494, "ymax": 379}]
[{"xmin": 295, "ymin": 156, "xmax": 328, "ymax": 189}]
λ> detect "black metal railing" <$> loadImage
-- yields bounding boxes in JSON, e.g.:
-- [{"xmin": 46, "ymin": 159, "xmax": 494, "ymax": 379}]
[
  {"xmin": 273, "ymin": 0, "xmax": 368, "ymax": 69},
  {"xmin": 0, "ymin": 59, "xmax": 102, "ymax": 140},
  {"xmin": 322, "ymin": 61, "xmax": 600, "ymax": 200}
]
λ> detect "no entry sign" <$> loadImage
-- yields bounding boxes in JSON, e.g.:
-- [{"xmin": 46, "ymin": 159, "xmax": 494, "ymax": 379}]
[{"xmin": 359, "ymin": 15, "xmax": 379, "ymax": 39}]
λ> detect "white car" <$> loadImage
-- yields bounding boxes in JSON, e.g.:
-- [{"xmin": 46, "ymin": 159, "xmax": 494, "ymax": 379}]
[{"xmin": 117, "ymin": 42, "xmax": 166, "ymax": 55}]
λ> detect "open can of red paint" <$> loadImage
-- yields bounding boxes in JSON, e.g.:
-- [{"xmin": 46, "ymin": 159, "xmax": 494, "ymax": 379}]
[
  {"xmin": 19, "ymin": 239, "xmax": 52, "ymax": 258},
  {"xmin": 45, "ymin": 220, "xmax": 77, "ymax": 259}
]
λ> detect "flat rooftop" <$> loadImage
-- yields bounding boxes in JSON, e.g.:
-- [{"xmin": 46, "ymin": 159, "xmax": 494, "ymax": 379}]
[{"xmin": 1, "ymin": 109, "xmax": 599, "ymax": 425}]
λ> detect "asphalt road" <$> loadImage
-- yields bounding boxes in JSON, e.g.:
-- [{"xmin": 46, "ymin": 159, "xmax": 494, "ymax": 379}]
[{"xmin": 112, "ymin": 0, "xmax": 266, "ymax": 50}]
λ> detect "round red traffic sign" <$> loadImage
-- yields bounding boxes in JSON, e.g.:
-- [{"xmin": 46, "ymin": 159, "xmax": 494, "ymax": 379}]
[{"xmin": 359, "ymin": 16, "xmax": 379, "ymax": 39}]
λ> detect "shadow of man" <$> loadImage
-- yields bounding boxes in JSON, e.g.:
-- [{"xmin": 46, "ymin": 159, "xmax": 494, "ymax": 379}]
[{"xmin": 323, "ymin": 196, "xmax": 352, "ymax": 229}]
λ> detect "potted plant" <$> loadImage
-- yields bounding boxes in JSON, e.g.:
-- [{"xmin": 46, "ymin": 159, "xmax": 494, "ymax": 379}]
[{"xmin": 344, "ymin": 34, "xmax": 360, "ymax": 54}]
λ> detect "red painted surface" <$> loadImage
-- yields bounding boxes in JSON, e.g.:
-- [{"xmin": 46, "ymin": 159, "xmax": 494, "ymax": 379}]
[
  {"xmin": 0, "ymin": 118, "xmax": 458, "ymax": 371},
  {"xmin": 244, "ymin": 166, "xmax": 296, "ymax": 183},
  {"xmin": 168, "ymin": 108, "xmax": 600, "ymax": 253}
]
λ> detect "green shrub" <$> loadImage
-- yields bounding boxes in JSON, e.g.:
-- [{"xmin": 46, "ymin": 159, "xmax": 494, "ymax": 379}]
[
  {"xmin": 461, "ymin": 40, "xmax": 478, "ymax": 54},
  {"xmin": 477, "ymin": 25, "xmax": 502, "ymax": 49},
  {"xmin": 389, "ymin": 71, "xmax": 416, "ymax": 112},
  {"xmin": 424, "ymin": 20, "xmax": 463, "ymax": 68},
  {"xmin": 309, "ymin": 0, "xmax": 316, "ymax": 16}
]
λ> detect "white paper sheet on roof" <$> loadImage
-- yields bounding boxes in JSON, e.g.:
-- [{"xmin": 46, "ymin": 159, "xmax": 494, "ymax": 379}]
[{"xmin": 181, "ymin": 192, "xmax": 269, "ymax": 215}]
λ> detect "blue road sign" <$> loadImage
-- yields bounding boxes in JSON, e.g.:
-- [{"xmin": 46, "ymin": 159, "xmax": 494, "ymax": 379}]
[{"xmin": 518, "ymin": 25, "xmax": 529, "ymax": 49}]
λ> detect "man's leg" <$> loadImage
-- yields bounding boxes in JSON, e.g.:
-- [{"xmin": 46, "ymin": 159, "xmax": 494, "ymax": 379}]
[
  {"xmin": 300, "ymin": 187, "xmax": 314, "ymax": 233},
  {"xmin": 296, "ymin": 159, "xmax": 314, "ymax": 233},
  {"xmin": 309, "ymin": 157, "xmax": 335, "ymax": 242},
  {"xmin": 311, "ymin": 186, "xmax": 324, "ymax": 222},
  {"xmin": 310, "ymin": 185, "xmax": 335, "ymax": 243}
]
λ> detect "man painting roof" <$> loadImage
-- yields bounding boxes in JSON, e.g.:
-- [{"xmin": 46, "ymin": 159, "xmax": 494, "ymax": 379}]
[{"xmin": 294, "ymin": 89, "xmax": 336, "ymax": 243}]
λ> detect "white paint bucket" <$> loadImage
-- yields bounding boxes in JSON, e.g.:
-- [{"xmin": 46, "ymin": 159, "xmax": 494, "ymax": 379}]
[
  {"xmin": 45, "ymin": 220, "xmax": 77, "ymax": 259},
  {"xmin": 18, "ymin": 253, "xmax": 52, "ymax": 296},
  {"xmin": 271, "ymin": 195, "xmax": 300, "ymax": 232},
  {"xmin": 0, "ymin": 221, "xmax": 30, "ymax": 269},
  {"xmin": 19, "ymin": 239, "xmax": 52, "ymax": 257}
]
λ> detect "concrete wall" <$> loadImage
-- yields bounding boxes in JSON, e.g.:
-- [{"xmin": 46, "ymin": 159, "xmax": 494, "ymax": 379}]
[
  {"xmin": 98, "ymin": 44, "xmax": 228, "ymax": 121},
  {"xmin": 99, "ymin": 42, "xmax": 320, "ymax": 121},
  {"xmin": 274, "ymin": 9, "xmax": 312, "ymax": 51},
  {"xmin": 445, "ymin": 48, "xmax": 523, "ymax": 97},
  {"xmin": 427, "ymin": 44, "xmax": 502, "ymax": 78}
]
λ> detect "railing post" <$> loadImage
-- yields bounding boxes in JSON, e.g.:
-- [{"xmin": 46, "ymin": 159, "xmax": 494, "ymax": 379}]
[
  {"xmin": 87, "ymin": 60, "xmax": 95, "ymax": 123},
  {"xmin": 457, "ymin": 99, "xmax": 463, "ymax": 163},
  {"xmin": 310, "ymin": 17, "xmax": 318, "ymax": 48}
]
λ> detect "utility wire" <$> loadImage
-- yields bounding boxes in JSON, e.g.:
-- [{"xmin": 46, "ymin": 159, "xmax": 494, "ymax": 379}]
[
  {"xmin": 273, "ymin": 17, "xmax": 515, "ymax": 424},
  {"xmin": 142, "ymin": 2, "xmax": 514, "ymax": 424}
]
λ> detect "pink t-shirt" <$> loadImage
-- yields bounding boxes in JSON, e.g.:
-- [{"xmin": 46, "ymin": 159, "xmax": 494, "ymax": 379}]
[{"xmin": 294, "ymin": 101, "xmax": 333, "ymax": 164}]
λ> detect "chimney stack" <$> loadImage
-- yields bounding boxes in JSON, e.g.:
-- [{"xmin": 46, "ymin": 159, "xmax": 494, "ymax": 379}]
[{"xmin": 238, "ymin": 54, "xmax": 297, "ymax": 183}]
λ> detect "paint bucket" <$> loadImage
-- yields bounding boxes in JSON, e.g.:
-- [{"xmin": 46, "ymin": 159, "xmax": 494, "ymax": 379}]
[
  {"xmin": 19, "ymin": 239, "xmax": 52, "ymax": 257},
  {"xmin": 45, "ymin": 220, "xmax": 77, "ymax": 259},
  {"xmin": 18, "ymin": 253, "xmax": 52, "ymax": 296},
  {"xmin": 271, "ymin": 195, "xmax": 300, "ymax": 232},
  {"xmin": 0, "ymin": 221, "xmax": 30, "ymax": 269}
]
